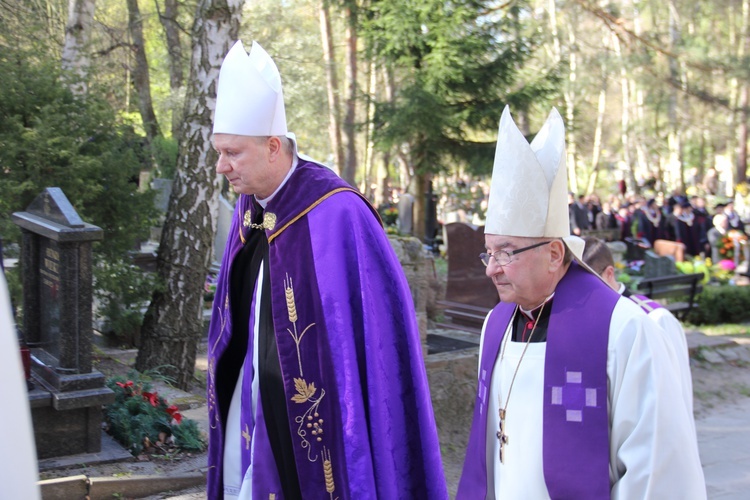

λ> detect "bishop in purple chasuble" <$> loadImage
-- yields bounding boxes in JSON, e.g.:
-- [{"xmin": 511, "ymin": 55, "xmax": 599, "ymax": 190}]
[{"xmin": 206, "ymin": 160, "xmax": 447, "ymax": 499}]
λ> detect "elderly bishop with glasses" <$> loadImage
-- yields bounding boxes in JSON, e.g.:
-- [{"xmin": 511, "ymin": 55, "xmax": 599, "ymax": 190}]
[{"xmin": 457, "ymin": 107, "xmax": 706, "ymax": 499}]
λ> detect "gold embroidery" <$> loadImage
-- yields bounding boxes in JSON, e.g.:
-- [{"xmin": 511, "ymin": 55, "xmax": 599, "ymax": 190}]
[
  {"xmin": 284, "ymin": 274, "xmax": 315, "ymax": 376},
  {"xmin": 243, "ymin": 209, "xmax": 252, "ymax": 227},
  {"xmin": 323, "ymin": 446, "xmax": 336, "ymax": 498},
  {"xmin": 263, "ymin": 212, "xmax": 277, "ymax": 230},
  {"xmin": 269, "ymin": 495, "xmax": 276, "ymax": 500},
  {"xmin": 242, "ymin": 424, "xmax": 251, "ymax": 450},
  {"xmin": 294, "ymin": 386, "xmax": 327, "ymax": 461},
  {"xmin": 292, "ymin": 378, "xmax": 316, "ymax": 403},
  {"xmin": 268, "ymin": 187, "xmax": 363, "ymax": 243}
]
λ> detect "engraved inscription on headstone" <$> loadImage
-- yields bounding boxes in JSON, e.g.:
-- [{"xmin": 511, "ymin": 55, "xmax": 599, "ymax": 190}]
[{"xmin": 39, "ymin": 240, "xmax": 62, "ymax": 359}]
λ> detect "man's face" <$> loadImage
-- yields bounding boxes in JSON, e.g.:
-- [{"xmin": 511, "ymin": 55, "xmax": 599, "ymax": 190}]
[
  {"xmin": 484, "ymin": 234, "xmax": 553, "ymax": 309},
  {"xmin": 213, "ymin": 134, "xmax": 274, "ymax": 197}
]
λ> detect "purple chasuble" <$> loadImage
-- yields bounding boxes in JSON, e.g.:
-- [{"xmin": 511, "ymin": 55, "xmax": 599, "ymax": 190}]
[
  {"xmin": 207, "ymin": 160, "xmax": 447, "ymax": 499},
  {"xmin": 457, "ymin": 262, "xmax": 618, "ymax": 499}
]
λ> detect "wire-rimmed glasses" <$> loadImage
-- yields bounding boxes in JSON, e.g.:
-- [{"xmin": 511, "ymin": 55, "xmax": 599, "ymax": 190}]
[{"xmin": 479, "ymin": 240, "xmax": 552, "ymax": 267}]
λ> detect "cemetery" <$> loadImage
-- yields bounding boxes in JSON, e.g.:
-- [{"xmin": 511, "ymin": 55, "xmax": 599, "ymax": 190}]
[
  {"xmin": 0, "ymin": 0, "xmax": 750, "ymax": 500},
  {"xmin": 5, "ymin": 187, "xmax": 750, "ymax": 498}
]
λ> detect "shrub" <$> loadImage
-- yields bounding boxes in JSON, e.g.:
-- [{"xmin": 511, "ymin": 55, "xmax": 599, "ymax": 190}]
[
  {"xmin": 684, "ymin": 284, "xmax": 750, "ymax": 325},
  {"xmin": 105, "ymin": 371, "xmax": 205, "ymax": 456},
  {"xmin": 95, "ymin": 259, "xmax": 159, "ymax": 346}
]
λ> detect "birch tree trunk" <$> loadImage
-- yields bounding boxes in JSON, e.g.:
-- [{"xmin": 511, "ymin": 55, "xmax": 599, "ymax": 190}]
[
  {"xmin": 127, "ymin": 0, "xmax": 161, "ymax": 144},
  {"xmin": 666, "ymin": 0, "xmax": 684, "ymax": 192},
  {"xmin": 614, "ymin": 34, "xmax": 638, "ymax": 195},
  {"xmin": 736, "ymin": 0, "xmax": 749, "ymax": 186},
  {"xmin": 631, "ymin": 0, "xmax": 649, "ymax": 185},
  {"xmin": 341, "ymin": 4, "xmax": 358, "ymax": 187},
  {"xmin": 362, "ymin": 59, "xmax": 379, "ymax": 198},
  {"xmin": 61, "ymin": 0, "xmax": 95, "ymax": 94},
  {"xmin": 158, "ymin": 0, "xmax": 185, "ymax": 140},
  {"xmin": 586, "ymin": 54, "xmax": 608, "ymax": 195},
  {"xmin": 373, "ymin": 65, "xmax": 395, "ymax": 208},
  {"xmin": 319, "ymin": 0, "xmax": 344, "ymax": 175},
  {"xmin": 136, "ymin": 0, "xmax": 244, "ymax": 390},
  {"xmin": 564, "ymin": 18, "xmax": 579, "ymax": 194}
]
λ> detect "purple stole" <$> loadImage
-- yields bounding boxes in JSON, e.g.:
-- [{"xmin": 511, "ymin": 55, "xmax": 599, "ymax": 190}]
[
  {"xmin": 629, "ymin": 294, "xmax": 664, "ymax": 314},
  {"xmin": 457, "ymin": 263, "xmax": 619, "ymax": 499},
  {"xmin": 206, "ymin": 160, "xmax": 448, "ymax": 499}
]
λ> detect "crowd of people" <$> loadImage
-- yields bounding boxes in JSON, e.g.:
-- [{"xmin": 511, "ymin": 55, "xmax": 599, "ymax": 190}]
[{"xmin": 569, "ymin": 190, "xmax": 749, "ymax": 267}]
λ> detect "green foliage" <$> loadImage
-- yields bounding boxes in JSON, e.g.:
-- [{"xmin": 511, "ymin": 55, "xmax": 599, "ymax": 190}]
[
  {"xmin": 95, "ymin": 259, "xmax": 160, "ymax": 345},
  {"xmin": 150, "ymin": 135, "xmax": 179, "ymax": 179},
  {"xmin": 364, "ymin": 0, "xmax": 557, "ymax": 176},
  {"xmin": 0, "ymin": 46, "xmax": 158, "ymax": 258},
  {"xmin": 105, "ymin": 371, "xmax": 206, "ymax": 456},
  {"xmin": 685, "ymin": 285, "xmax": 750, "ymax": 326},
  {"xmin": 0, "ymin": 46, "xmax": 160, "ymax": 333}
]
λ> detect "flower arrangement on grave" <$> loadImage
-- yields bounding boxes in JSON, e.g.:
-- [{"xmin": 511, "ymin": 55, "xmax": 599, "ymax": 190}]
[
  {"xmin": 105, "ymin": 371, "xmax": 205, "ymax": 457},
  {"xmin": 719, "ymin": 230, "xmax": 748, "ymax": 261},
  {"xmin": 378, "ymin": 205, "xmax": 399, "ymax": 226}
]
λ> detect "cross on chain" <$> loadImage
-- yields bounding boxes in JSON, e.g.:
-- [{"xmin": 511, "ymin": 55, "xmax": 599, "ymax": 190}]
[
  {"xmin": 496, "ymin": 409, "xmax": 509, "ymax": 463},
  {"xmin": 242, "ymin": 423, "xmax": 251, "ymax": 450}
]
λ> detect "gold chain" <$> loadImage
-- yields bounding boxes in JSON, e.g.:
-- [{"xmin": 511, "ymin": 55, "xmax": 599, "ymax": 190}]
[{"xmin": 496, "ymin": 301, "xmax": 547, "ymax": 463}]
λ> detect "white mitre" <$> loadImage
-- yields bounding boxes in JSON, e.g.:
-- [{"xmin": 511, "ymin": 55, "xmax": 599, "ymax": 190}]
[
  {"xmin": 485, "ymin": 106, "xmax": 569, "ymax": 238},
  {"xmin": 213, "ymin": 40, "xmax": 287, "ymax": 136},
  {"xmin": 485, "ymin": 106, "xmax": 604, "ymax": 279}
]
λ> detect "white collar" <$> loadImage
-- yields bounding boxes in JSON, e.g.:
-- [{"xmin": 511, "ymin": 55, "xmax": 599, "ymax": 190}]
[{"xmin": 257, "ymin": 153, "xmax": 298, "ymax": 208}]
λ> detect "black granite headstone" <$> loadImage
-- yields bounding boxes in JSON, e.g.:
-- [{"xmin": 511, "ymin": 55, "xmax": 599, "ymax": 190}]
[
  {"xmin": 643, "ymin": 250, "xmax": 677, "ymax": 278},
  {"xmin": 12, "ymin": 188, "xmax": 114, "ymax": 459}
]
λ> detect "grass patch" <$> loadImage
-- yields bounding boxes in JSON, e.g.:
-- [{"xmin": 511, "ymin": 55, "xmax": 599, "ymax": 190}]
[{"xmin": 684, "ymin": 323, "xmax": 750, "ymax": 337}]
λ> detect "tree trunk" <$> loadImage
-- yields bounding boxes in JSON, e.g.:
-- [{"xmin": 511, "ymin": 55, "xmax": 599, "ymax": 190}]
[
  {"xmin": 363, "ymin": 58, "xmax": 377, "ymax": 198},
  {"xmin": 736, "ymin": 0, "xmax": 749, "ymax": 186},
  {"xmin": 127, "ymin": 0, "xmax": 161, "ymax": 144},
  {"xmin": 136, "ymin": 0, "xmax": 244, "ymax": 390},
  {"xmin": 410, "ymin": 172, "xmax": 428, "ymax": 242},
  {"xmin": 61, "ymin": 0, "xmax": 96, "ymax": 94},
  {"xmin": 586, "ymin": 63, "xmax": 608, "ymax": 195},
  {"xmin": 158, "ymin": 0, "xmax": 185, "ymax": 140},
  {"xmin": 319, "ymin": 0, "xmax": 344, "ymax": 175},
  {"xmin": 614, "ymin": 34, "xmax": 638, "ymax": 195},
  {"xmin": 667, "ymin": 0, "xmax": 683, "ymax": 192},
  {"xmin": 341, "ymin": 5, "xmax": 358, "ymax": 187}
]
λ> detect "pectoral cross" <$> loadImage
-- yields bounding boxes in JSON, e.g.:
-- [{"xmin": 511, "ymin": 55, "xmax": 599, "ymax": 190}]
[
  {"xmin": 242, "ymin": 424, "xmax": 252, "ymax": 450},
  {"xmin": 497, "ymin": 409, "xmax": 508, "ymax": 463}
]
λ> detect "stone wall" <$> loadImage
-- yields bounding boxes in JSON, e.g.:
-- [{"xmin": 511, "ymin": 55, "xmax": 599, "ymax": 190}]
[{"xmin": 388, "ymin": 236, "xmax": 437, "ymax": 354}]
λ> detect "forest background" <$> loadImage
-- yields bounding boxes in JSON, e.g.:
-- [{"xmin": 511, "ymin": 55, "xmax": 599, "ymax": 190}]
[{"xmin": 1, "ymin": 0, "xmax": 749, "ymax": 389}]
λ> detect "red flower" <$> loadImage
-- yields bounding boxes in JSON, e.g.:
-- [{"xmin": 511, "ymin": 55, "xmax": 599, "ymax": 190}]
[
  {"xmin": 142, "ymin": 391, "xmax": 159, "ymax": 407},
  {"xmin": 116, "ymin": 380, "xmax": 134, "ymax": 389},
  {"xmin": 166, "ymin": 405, "xmax": 182, "ymax": 424}
]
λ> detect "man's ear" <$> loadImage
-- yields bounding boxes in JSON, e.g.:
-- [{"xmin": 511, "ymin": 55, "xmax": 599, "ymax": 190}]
[
  {"xmin": 267, "ymin": 136, "xmax": 282, "ymax": 161},
  {"xmin": 602, "ymin": 265, "xmax": 618, "ymax": 290},
  {"xmin": 548, "ymin": 239, "xmax": 566, "ymax": 270}
]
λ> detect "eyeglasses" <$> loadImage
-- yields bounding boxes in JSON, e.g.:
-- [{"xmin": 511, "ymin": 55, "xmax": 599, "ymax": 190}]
[{"xmin": 479, "ymin": 240, "xmax": 552, "ymax": 267}]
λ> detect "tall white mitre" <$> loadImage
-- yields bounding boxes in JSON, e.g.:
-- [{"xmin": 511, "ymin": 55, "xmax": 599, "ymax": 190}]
[
  {"xmin": 485, "ymin": 106, "xmax": 570, "ymax": 239},
  {"xmin": 213, "ymin": 40, "xmax": 288, "ymax": 136}
]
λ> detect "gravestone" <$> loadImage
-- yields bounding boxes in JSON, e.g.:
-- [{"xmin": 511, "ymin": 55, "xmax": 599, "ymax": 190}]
[
  {"xmin": 607, "ymin": 241, "xmax": 628, "ymax": 266},
  {"xmin": 12, "ymin": 188, "xmax": 114, "ymax": 459},
  {"xmin": 397, "ymin": 193, "xmax": 415, "ymax": 236},
  {"xmin": 437, "ymin": 223, "xmax": 499, "ymax": 333},
  {"xmin": 443, "ymin": 222, "xmax": 498, "ymax": 310},
  {"xmin": 642, "ymin": 250, "xmax": 677, "ymax": 278}
]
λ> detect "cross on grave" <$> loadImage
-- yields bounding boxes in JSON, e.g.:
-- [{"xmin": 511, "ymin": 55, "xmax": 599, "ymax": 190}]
[
  {"xmin": 242, "ymin": 423, "xmax": 252, "ymax": 450},
  {"xmin": 550, "ymin": 370, "xmax": 600, "ymax": 422}
]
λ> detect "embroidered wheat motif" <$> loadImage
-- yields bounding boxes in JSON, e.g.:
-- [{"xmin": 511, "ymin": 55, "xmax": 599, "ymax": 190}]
[
  {"xmin": 323, "ymin": 447, "xmax": 335, "ymax": 497},
  {"xmin": 284, "ymin": 273, "xmax": 315, "ymax": 377}
]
